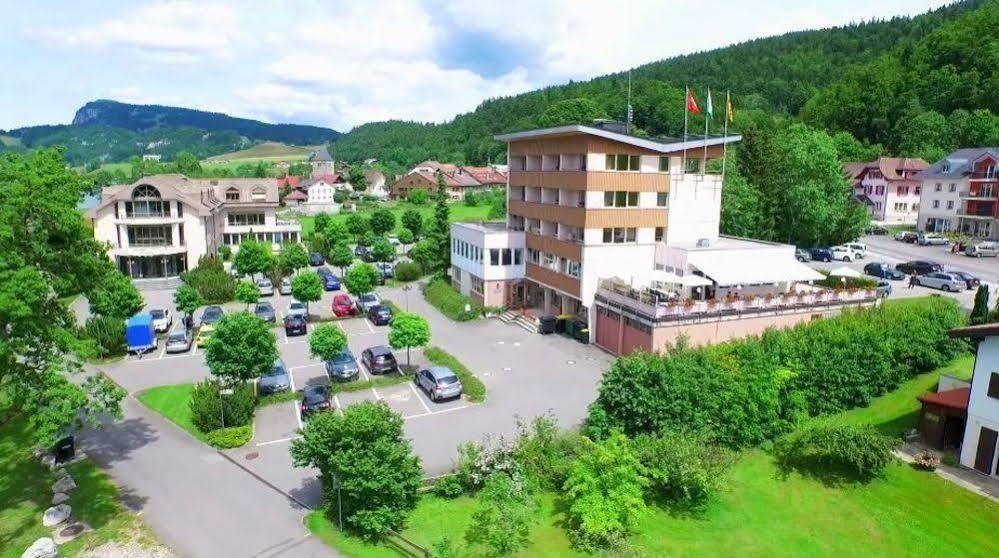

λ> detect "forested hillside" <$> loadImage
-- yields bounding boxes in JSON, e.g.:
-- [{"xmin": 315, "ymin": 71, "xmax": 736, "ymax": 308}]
[{"xmin": 334, "ymin": 0, "xmax": 996, "ymax": 169}]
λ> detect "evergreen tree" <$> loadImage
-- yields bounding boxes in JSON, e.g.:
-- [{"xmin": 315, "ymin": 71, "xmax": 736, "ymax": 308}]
[{"xmin": 970, "ymin": 285, "xmax": 990, "ymax": 325}]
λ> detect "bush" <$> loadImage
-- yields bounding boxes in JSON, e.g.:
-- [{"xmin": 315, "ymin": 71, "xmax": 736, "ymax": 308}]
[
  {"xmin": 424, "ymin": 346, "xmax": 486, "ymax": 402},
  {"xmin": 774, "ymin": 424, "xmax": 899, "ymax": 482},
  {"xmin": 455, "ymin": 438, "xmax": 519, "ymax": 492},
  {"xmin": 815, "ymin": 271, "xmax": 878, "ymax": 289},
  {"xmin": 189, "ymin": 380, "xmax": 256, "ymax": 433},
  {"xmin": 431, "ymin": 474, "xmax": 465, "ymax": 498},
  {"xmin": 84, "ymin": 315, "xmax": 125, "ymax": 358},
  {"xmin": 205, "ymin": 424, "xmax": 253, "ymax": 448},
  {"xmin": 463, "ymin": 190, "xmax": 480, "ymax": 206},
  {"xmin": 465, "ymin": 472, "xmax": 536, "ymax": 557},
  {"xmin": 632, "ymin": 430, "xmax": 730, "ymax": 507},
  {"xmin": 588, "ymin": 297, "xmax": 967, "ymax": 447},
  {"xmin": 218, "ymin": 245, "xmax": 232, "ymax": 261},
  {"xmin": 394, "ymin": 261, "xmax": 422, "ymax": 282},
  {"xmin": 407, "ymin": 189, "xmax": 429, "ymax": 205},
  {"xmin": 180, "ymin": 256, "xmax": 236, "ymax": 303},
  {"xmin": 423, "ymin": 278, "xmax": 481, "ymax": 321},
  {"xmin": 513, "ymin": 413, "xmax": 588, "ymax": 490}
]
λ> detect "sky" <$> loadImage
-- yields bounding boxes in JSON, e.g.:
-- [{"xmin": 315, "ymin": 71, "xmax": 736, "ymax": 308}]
[{"xmin": 0, "ymin": 0, "xmax": 952, "ymax": 133}]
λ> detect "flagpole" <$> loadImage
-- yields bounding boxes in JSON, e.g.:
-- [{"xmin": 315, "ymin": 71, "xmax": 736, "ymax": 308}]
[
  {"xmin": 702, "ymin": 88, "xmax": 710, "ymax": 174},
  {"xmin": 721, "ymin": 90, "xmax": 730, "ymax": 183},
  {"xmin": 682, "ymin": 85, "xmax": 689, "ymax": 175}
]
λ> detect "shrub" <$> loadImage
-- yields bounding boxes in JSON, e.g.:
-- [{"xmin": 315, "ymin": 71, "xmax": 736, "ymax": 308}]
[
  {"xmin": 205, "ymin": 424, "xmax": 253, "ymax": 448},
  {"xmin": 83, "ymin": 315, "xmax": 125, "ymax": 357},
  {"xmin": 423, "ymin": 278, "xmax": 481, "ymax": 321},
  {"xmin": 394, "ymin": 261, "xmax": 422, "ymax": 282},
  {"xmin": 774, "ymin": 424, "xmax": 899, "ymax": 482},
  {"xmin": 513, "ymin": 413, "xmax": 588, "ymax": 490},
  {"xmin": 463, "ymin": 190, "xmax": 480, "ymax": 206},
  {"xmin": 189, "ymin": 380, "xmax": 256, "ymax": 432},
  {"xmin": 432, "ymin": 474, "xmax": 465, "ymax": 498},
  {"xmin": 181, "ymin": 256, "xmax": 236, "ymax": 303},
  {"xmin": 815, "ymin": 271, "xmax": 878, "ymax": 289},
  {"xmin": 455, "ymin": 438, "xmax": 518, "ymax": 492},
  {"xmin": 218, "ymin": 245, "xmax": 232, "ymax": 261},
  {"xmin": 632, "ymin": 430, "xmax": 731, "ymax": 507},
  {"xmin": 588, "ymin": 297, "xmax": 966, "ymax": 447},
  {"xmin": 465, "ymin": 472, "xmax": 536, "ymax": 557},
  {"xmin": 424, "ymin": 346, "xmax": 485, "ymax": 402},
  {"xmin": 407, "ymin": 189, "xmax": 429, "ymax": 205}
]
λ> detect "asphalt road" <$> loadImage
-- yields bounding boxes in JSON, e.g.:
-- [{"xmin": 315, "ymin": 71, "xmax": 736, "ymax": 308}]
[{"xmin": 863, "ymin": 234, "xmax": 999, "ymax": 278}]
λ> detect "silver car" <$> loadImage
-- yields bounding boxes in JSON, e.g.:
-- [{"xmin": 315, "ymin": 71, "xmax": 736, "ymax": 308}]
[
  {"xmin": 917, "ymin": 233, "xmax": 949, "ymax": 246},
  {"xmin": 966, "ymin": 242, "xmax": 999, "ymax": 258},
  {"xmin": 257, "ymin": 278, "xmax": 274, "ymax": 296},
  {"xmin": 259, "ymin": 358, "xmax": 290, "ymax": 394},
  {"xmin": 254, "ymin": 302, "xmax": 276, "ymax": 323},
  {"xmin": 288, "ymin": 301, "xmax": 309, "ymax": 319},
  {"xmin": 325, "ymin": 349, "xmax": 360, "ymax": 382},
  {"xmin": 914, "ymin": 272, "xmax": 966, "ymax": 292},
  {"xmin": 358, "ymin": 292, "xmax": 380, "ymax": 313},
  {"xmin": 164, "ymin": 330, "xmax": 192, "ymax": 353},
  {"xmin": 150, "ymin": 309, "xmax": 172, "ymax": 333},
  {"xmin": 280, "ymin": 277, "xmax": 293, "ymax": 295},
  {"xmin": 415, "ymin": 366, "xmax": 463, "ymax": 402}
]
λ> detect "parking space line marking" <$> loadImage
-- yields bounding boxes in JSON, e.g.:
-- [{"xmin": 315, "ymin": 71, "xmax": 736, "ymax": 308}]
[
  {"xmin": 293, "ymin": 401, "xmax": 303, "ymax": 430},
  {"xmin": 255, "ymin": 435, "xmax": 301, "ymax": 447},
  {"xmin": 409, "ymin": 383, "xmax": 432, "ymax": 414},
  {"xmin": 333, "ymin": 394, "xmax": 344, "ymax": 416},
  {"xmin": 358, "ymin": 360, "xmax": 370, "ymax": 381},
  {"xmin": 289, "ymin": 363, "xmax": 323, "ymax": 371},
  {"xmin": 372, "ymin": 386, "xmax": 381, "ymax": 400},
  {"xmin": 191, "ymin": 344, "xmax": 198, "ymax": 357},
  {"xmin": 158, "ymin": 346, "xmax": 166, "ymax": 359},
  {"xmin": 404, "ymin": 404, "xmax": 469, "ymax": 420},
  {"xmin": 365, "ymin": 319, "xmax": 374, "ymax": 334},
  {"xmin": 402, "ymin": 411, "xmax": 431, "ymax": 420}
]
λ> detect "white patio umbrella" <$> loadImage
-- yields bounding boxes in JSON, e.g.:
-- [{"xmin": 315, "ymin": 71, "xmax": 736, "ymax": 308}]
[{"xmin": 829, "ymin": 266, "xmax": 862, "ymax": 279}]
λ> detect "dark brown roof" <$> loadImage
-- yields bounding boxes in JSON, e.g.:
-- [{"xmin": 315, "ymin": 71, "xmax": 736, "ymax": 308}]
[
  {"xmin": 918, "ymin": 387, "xmax": 970, "ymax": 411},
  {"xmin": 949, "ymin": 323, "xmax": 999, "ymax": 338}
]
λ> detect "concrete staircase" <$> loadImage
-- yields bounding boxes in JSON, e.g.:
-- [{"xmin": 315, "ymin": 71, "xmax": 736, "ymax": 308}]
[
  {"xmin": 497, "ymin": 310, "xmax": 517, "ymax": 323},
  {"xmin": 494, "ymin": 309, "xmax": 539, "ymax": 333},
  {"xmin": 133, "ymin": 277, "xmax": 182, "ymax": 291}
]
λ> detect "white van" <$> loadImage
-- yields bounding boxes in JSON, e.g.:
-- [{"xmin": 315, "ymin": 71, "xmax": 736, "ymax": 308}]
[
  {"xmin": 966, "ymin": 241, "xmax": 999, "ymax": 258},
  {"xmin": 845, "ymin": 242, "xmax": 867, "ymax": 258}
]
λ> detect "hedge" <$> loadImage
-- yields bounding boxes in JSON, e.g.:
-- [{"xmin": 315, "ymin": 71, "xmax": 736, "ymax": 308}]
[
  {"xmin": 815, "ymin": 271, "xmax": 878, "ymax": 289},
  {"xmin": 423, "ymin": 278, "xmax": 481, "ymax": 321},
  {"xmin": 180, "ymin": 256, "xmax": 236, "ymax": 304},
  {"xmin": 205, "ymin": 425, "xmax": 254, "ymax": 449},
  {"xmin": 587, "ymin": 297, "xmax": 966, "ymax": 447},
  {"xmin": 425, "ymin": 346, "xmax": 486, "ymax": 402}
]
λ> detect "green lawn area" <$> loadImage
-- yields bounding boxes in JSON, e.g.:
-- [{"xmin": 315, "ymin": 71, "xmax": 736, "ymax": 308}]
[
  {"xmin": 294, "ymin": 201, "xmax": 498, "ymax": 236},
  {"xmin": 136, "ymin": 384, "xmax": 209, "ymax": 444},
  {"xmin": 205, "ymin": 142, "xmax": 314, "ymax": 162},
  {"xmin": 0, "ymin": 410, "xmax": 159, "ymax": 558},
  {"xmin": 310, "ymin": 355, "xmax": 999, "ymax": 558}
]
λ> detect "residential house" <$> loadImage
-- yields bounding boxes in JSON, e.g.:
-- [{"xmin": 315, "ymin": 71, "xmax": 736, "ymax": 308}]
[
  {"xmin": 918, "ymin": 148, "xmax": 999, "ymax": 238},
  {"xmin": 92, "ymin": 174, "xmax": 300, "ymax": 280},
  {"xmin": 849, "ymin": 157, "xmax": 928, "ymax": 224},
  {"xmin": 390, "ymin": 161, "xmax": 508, "ymax": 200},
  {"xmin": 363, "ymin": 168, "xmax": 389, "ymax": 200}
]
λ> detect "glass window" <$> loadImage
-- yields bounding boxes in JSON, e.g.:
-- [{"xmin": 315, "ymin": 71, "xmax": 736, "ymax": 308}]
[
  {"xmin": 490, "ymin": 249, "xmax": 500, "ymax": 266},
  {"xmin": 225, "ymin": 188, "xmax": 240, "ymax": 201},
  {"xmin": 616, "ymin": 154, "xmax": 629, "ymax": 171},
  {"xmin": 613, "ymin": 228, "xmax": 626, "ymax": 243},
  {"xmin": 657, "ymin": 192, "xmax": 669, "ymax": 207},
  {"xmin": 502, "ymin": 249, "xmax": 512, "ymax": 265},
  {"xmin": 626, "ymin": 228, "xmax": 636, "ymax": 242},
  {"xmin": 629, "ymin": 155, "xmax": 640, "ymax": 171},
  {"xmin": 659, "ymin": 156, "xmax": 670, "ymax": 172},
  {"xmin": 513, "ymin": 249, "xmax": 523, "ymax": 265},
  {"xmin": 685, "ymin": 157, "xmax": 701, "ymax": 174},
  {"xmin": 614, "ymin": 191, "xmax": 627, "ymax": 206},
  {"xmin": 603, "ymin": 228, "xmax": 612, "ymax": 243},
  {"xmin": 627, "ymin": 192, "xmax": 638, "ymax": 206},
  {"xmin": 655, "ymin": 227, "xmax": 664, "ymax": 242},
  {"xmin": 603, "ymin": 191, "xmax": 613, "ymax": 206},
  {"xmin": 605, "ymin": 154, "xmax": 615, "ymax": 170}
]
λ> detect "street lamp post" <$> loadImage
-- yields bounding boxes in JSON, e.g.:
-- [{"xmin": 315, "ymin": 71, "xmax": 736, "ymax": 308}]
[
  {"xmin": 331, "ymin": 474, "xmax": 343, "ymax": 531},
  {"xmin": 402, "ymin": 284, "xmax": 412, "ymax": 311}
]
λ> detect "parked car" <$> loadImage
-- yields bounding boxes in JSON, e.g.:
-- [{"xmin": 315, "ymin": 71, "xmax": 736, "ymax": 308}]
[
  {"xmin": 164, "ymin": 330, "xmax": 192, "ymax": 353},
  {"xmin": 331, "ymin": 294, "xmax": 355, "ymax": 317},
  {"xmin": 257, "ymin": 278, "xmax": 274, "ymax": 296},
  {"xmin": 309, "ymin": 252, "xmax": 325, "ymax": 266},
  {"xmin": 844, "ymin": 242, "xmax": 867, "ymax": 258},
  {"xmin": 950, "ymin": 271, "xmax": 981, "ymax": 289},
  {"xmin": 414, "ymin": 366, "xmax": 463, "ymax": 402},
  {"xmin": 287, "ymin": 301, "xmax": 309, "ymax": 319},
  {"xmin": 794, "ymin": 249, "xmax": 812, "ymax": 262},
  {"xmin": 254, "ymin": 301, "xmax": 276, "ymax": 323},
  {"xmin": 283, "ymin": 314, "xmax": 308, "ymax": 336},
  {"xmin": 150, "ymin": 309, "xmax": 172, "ymax": 333},
  {"xmin": 319, "ymin": 271, "xmax": 341, "ymax": 291},
  {"xmin": 201, "ymin": 305, "xmax": 224, "ymax": 326},
  {"xmin": 917, "ymin": 233, "xmax": 949, "ymax": 246},
  {"xmin": 966, "ymin": 241, "xmax": 999, "ymax": 258},
  {"xmin": 863, "ymin": 262, "xmax": 905, "ymax": 280},
  {"xmin": 354, "ymin": 245, "xmax": 371, "ymax": 259},
  {"xmin": 894, "ymin": 231, "xmax": 918, "ymax": 243},
  {"xmin": 830, "ymin": 245, "xmax": 860, "ymax": 262},
  {"xmin": 912, "ymin": 272, "xmax": 965, "ymax": 292},
  {"xmin": 808, "ymin": 248, "xmax": 833, "ymax": 262},
  {"xmin": 357, "ymin": 292, "xmax": 380, "ymax": 313},
  {"xmin": 867, "ymin": 224, "xmax": 888, "ymax": 235},
  {"xmin": 280, "ymin": 277, "xmax": 293, "ymax": 295},
  {"xmin": 361, "ymin": 345, "xmax": 398, "ymax": 375},
  {"xmin": 258, "ymin": 358, "xmax": 290, "ymax": 394},
  {"xmin": 895, "ymin": 260, "xmax": 942, "ymax": 275},
  {"xmin": 300, "ymin": 384, "xmax": 332, "ymax": 419},
  {"xmin": 375, "ymin": 262, "xmax": 395, "ymax": 278},
  {"xmin": 325, "ymin": 349, "xmax": 360, "ymax": 382},
  {"xmin": 195, "ymin": 324, "xmax": 215, "ymax": 347},
  {"xmin": 876, "ymin": 280, "xmax": 892, "ymax": 298},
  {"xmin": 368, "ymin": 304, "xmax": 393, "ymax": 326}
]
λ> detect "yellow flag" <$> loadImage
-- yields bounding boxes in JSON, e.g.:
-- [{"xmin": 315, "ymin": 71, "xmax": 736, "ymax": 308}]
[{"xmin": 726, "ymin": 94, "xmax": 734, "ymax": 123}]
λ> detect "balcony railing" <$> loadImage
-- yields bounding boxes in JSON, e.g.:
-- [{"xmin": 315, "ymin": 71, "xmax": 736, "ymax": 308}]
[
  {"xmin": 957, "ymin": 207, "xmax": 995, "ymax": 217},
  {"xmin": 959, "ymin": 190, "xmax": 998, "ymax": 199}
]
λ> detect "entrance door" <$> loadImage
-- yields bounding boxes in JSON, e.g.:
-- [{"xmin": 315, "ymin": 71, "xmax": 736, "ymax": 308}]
[{"xmin": 974, "ymin": 427, "xmax": 998, "ymax": 475}]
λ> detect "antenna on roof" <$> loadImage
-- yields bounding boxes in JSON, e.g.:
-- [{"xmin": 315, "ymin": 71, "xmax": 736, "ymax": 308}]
[{"xmin": 626, "ymin": 70, "xmax": 633, "ymax": 135}]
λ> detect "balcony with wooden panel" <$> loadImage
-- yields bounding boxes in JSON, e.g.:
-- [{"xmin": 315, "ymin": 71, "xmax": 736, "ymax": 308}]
[
  {"xmin": 509, "ymin": 170, "xmax": 669, "ymax": 192},
  {"xmin": 526, "ymin": 262, "xmax": 581, "ymax": 297}
]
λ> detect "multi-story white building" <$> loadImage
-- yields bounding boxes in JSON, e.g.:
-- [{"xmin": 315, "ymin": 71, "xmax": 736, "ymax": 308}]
[
  {"xmin": 850, "ymin": 158, "xmax": 927, "ymax": 224},
  {"xmin": 944, "ymin": 323, "xmax": 999, "ymax": 479},
  {"xmin": 451, "ymin": 222, "xmax": 526, "ymax": 307},
  {"xmin": 918, "ymin": 148, "xmax": 999, "ymax": 238},
  {"xmin": 92, "ymin": 174, "xmax": 301, "ymax": 280}
]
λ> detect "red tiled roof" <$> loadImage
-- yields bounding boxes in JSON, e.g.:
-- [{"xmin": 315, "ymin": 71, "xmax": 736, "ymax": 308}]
[
  {"xmin": 918, "ymin": 387, "xmax": 970, "ymax": 411},
  {"xmin": 460, "ymin": 166, "xmax": 507, "ymax": 185},
  {"xmin": 276, "ymin": 176, "xmax": 301, "ymax": 188},
  {"xmin": 285, "ymin": 189, "xmax": 308, "ymax": 201}
]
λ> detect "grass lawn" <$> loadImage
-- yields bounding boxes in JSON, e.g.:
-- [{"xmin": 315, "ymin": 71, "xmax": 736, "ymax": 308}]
[
  {"xmin": 294, "ymin": 201, "xmax": 498, "ymax": 236},
  {"xmin": 309, "ymin": 356, "xmax": 998, "ymax": 558},
  {"xmin": 0, "ymin": 411, "xmax": 160, "ymax": 558},
  {"xmin": 205, "ymin": 142, "xmax": 314, "ymax": 162},
  {"xmin": 136, "ymin": 384, "xmax": 209, "ymax": 444}
]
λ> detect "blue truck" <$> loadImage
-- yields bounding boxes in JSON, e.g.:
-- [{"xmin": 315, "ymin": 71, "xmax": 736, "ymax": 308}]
[{"xmin": 125, "ymin": 314, "xmax": 157, "ymax": 354}]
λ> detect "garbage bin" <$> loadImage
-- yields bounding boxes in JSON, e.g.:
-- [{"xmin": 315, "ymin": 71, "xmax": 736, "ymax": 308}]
[
  {"xmin": 538, "ymin": 316, "xmax": 556, "ymax": 335},
  {"xmin": 572, "ymin": 320, "xmax": 589, "ymax": 344},
  {"xmin": 54, "ymin": 435, "xmax": 75, "ymax": 464},
  {"xmin": 555, "ymin": 315, "xmax": 569, "ymax": 334},
  {"xmin": 564, "ymin": 318, "xmax": 576, "ymax": 337}
]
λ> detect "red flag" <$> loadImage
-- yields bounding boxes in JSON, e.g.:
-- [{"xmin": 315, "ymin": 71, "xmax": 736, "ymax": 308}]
[{"xmin": 686, "ymin": 89, "xmax": 701, "ymax": 115}]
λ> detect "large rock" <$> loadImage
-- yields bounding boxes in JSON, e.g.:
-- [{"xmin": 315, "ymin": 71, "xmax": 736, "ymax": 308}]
[
  {"xmin": 42, "ymin": 504, "xmax": 71, "ymax": 527},
  {"xmin": 54, "ymin": 468, "xmax": 68, "ymax": 480},
  {"xmin": 52, "ymin": 476, "xmax": 75, "ymax": 493},
  {"xmin": 41, "ymin": 455, "xmax": 56, "ymax": 470},
  {"xmin": 51, "ymin": 492, "xmax": 69, "ymax": 505},
  {"xmin": 21, "ymin": 537, "xmax": 57, "ymax": 558}
]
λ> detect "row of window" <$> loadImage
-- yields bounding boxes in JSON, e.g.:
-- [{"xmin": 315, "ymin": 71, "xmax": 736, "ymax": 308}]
[
  {"xmin": 527, "ymin": 249, "xmax": 581, "ymax": 278},
  {"xmin": 225, "ymin": 187, "xmax": 267, "ymax": 202},
  {"xmin": 124, "ymin": 225, "xmax": 177, "ymax": 247},
  {"xmin": 227, "ymin": 213, "xmax": 266, "ymax": 227},
  {"xmin": 451, "ymin": 238, "xmax": 525, "ymax": 267},
  {"xmin": 223, "ymin": 231, "xmax": 300, "ymax": 245},
  {"xmin": 451, "ymin": 267, "xmax": 487, "ymax": 294},
  {"xmin": 931, "ymin": 200, "xmax": 956, "ymax": 210},
  {"xmin": 863, "ymin": 185, "xmax": 921, "ymax": 196},
  {"xmin": 121, "ymin": 200, "xmax": 174, "ymax": 218}
]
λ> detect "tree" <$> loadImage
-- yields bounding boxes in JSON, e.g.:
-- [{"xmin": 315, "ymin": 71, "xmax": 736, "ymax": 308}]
[
  {"xmin": 970, "ymin": 284, "xmax": 991, "ymax": 325},
  {"xmin": 535, "ymin": 97, "xmax": 607, "ymax": 127},
  {"xmin": 290, "ymin": 402, "xmax": 422, "ymax": 538},
  {"xmin": 388, "ymin": 312, "xmax": 430, "ymax": 368},
  {"xmin": 205, "ymin": 312, "xmax": 278, "ymax": 385},
  {"xmin": 329, "ymin": 242, "xmax": 355, "ymax": 276},
  {"xmin": 895, "ymin": 107, "xmax": 951, "ymax": 162},
  {"xmin": 397, "ymin": 227, "xmax": 415, "ymax": 249},
  {"xmin": 346, "ymin": 213, "xmax": 369, "ymax": 239},
  {"xmin": 344, "ymin": 264, "xmax": 380, "ymax": 297},
  {"xmin": 831, "ymin": 131, "xmax": 884, "ymax": 163},
  {"xmin": 309, "ymin": 324, "xmax": 348, "ymax": 362},
  {"xmin": 401, "ymin": 209, "xmax": 423, "ymax": 238},
  {"xmin": 309, "ymin": 232, "xmax": 329, "ymax": 259},
  {"xmin": 407, "ymin": 189, "xmax": 429, "ymax": 205},
  {"xmin": 288, "ymin": 161, "xmax": 312, "ymax": 178},
  {"xmin": 234, "ymin": 280, "xmax": 260, "ymax": 309},
  {"xmin": 371, "ymin": 237, "xmax": 396, "ymax": 264},
  {"xmin": 408, "ymin": 239, "xmax": 437, "ymax": 272},
  {"xmin": 563, "ymin": 431, "xmax": 647, "ymax": 550},
  {"xmin": 173, "ymin": 284, "xmax": 204, "ymax": 320},
  {"xmin": 174, "ymin": 151, "xmax": 202, "ymax": 175},
  {"xmin": 233, "ymin": 238, "xmax": 272, "ymax": 279},
  {"xmin": 465, "ymin": 473, "xmax": 536, "ymax": 557},
  {"xmin": 280, "ymin": 243, "xmax": 309, "ymax": 275},
  {"xmin": 428, "ymin": 173, "xmax": 451, "ymax": 271},
  {"xmin": 88, "ymin": 271, "xmax": 144, "ymax": 319},
  {"xmin": 291, "ymin": 272, "xmax": 323, "ymax": 313},
  {"xmin": 369, "ymin": 208, "xmax": 396, "ymax": 236},
  {"xmin": 358, "ymin": 230, "xmax": 375, "ymax": 247},
  {"xmin": 348, "ymin": 166, "xmax": 368, "ymax": 193},
  {"xmin": 325, "ymin": 220, "xmax": 351, "ymax": 247},
  {"xmin": 314, "ymin": 212, "xmax": 332, "ymax": 234}
]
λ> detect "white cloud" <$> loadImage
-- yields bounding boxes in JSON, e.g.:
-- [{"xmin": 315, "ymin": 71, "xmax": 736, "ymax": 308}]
[{"xmin": 40, "ymin": 1, "xmax": 240, "ymax": 63}]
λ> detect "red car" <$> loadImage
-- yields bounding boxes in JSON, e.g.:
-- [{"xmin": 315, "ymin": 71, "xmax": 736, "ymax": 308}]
[{"xmin": 331, "ymin": 294, "xmax": 355, "ymax": 317}]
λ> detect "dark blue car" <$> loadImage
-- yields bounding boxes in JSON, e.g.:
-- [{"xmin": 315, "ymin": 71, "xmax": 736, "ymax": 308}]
[
  {"xmin": 808, "ymin": 248, "xmax": 833, "ymax": 262},
  {"xmin": 318, "ymin": 270, "xmax": 340, "ymax": 291},
  {"xmin": 863, "ymin": 262, "xmax": 905, "ymax": 280}
]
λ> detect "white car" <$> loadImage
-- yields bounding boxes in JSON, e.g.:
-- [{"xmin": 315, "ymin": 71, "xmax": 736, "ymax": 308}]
[
  {"xmin": 918, "ymin": 233, "xmax": 949, "ymax": 246},
  {"xmin": 150, "ymin": 309, "xmax": 172, "ymax": 333},
  {"xmin": 357, "ymin": 292, "xmax": 381, "ymax": 313},
  {"xmin": 830, "ymin": 246, "xmax": 861, "ymax": 262},
  {"xmin": 279, "ymin": 277, "xmax": 292, "ymax": 295},
  {"xmin": 844, "ymin": 242, "xmax": 867, "ymax": 258},
  {"xmin": 257, "ymin": 278, "xmax": 274, "ymax": 296},
  {"xmin": 287, "ymin": 301, "xmax": 309, "ymax": 319}
]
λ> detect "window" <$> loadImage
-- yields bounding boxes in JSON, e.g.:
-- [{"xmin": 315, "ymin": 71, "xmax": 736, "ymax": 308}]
[
  {"xmin": 655, "ymin": 227, "xmax": 665, "ymax": 242},
  {"xmin": 227, "ymin": 213, "xmax": 265, "ymax": 226},
  {"xmin": 603, "ymin": 227, "xmax": 637, "ymax": 243},
  {"xmin": 176, "ymin": 202, "xmax": 183, "ymax": 217},
  {"xmin": 604, "ymin": 191, "xmax": 639, "ymax": 207},
  {"xmin": 527, "ymin": 249, "xmax": 540, "ymax": 264},
  {"xmin": 658, "ymin": 157, "xmax": 670, "ymax": 172},
  {"xmin": 225, "ymin": 188, "xmax": 240, "ymax": 201},
  {"xmin": 933, "ymin": 200, "xmax": 940, "ymax": 209},
  {"xmin": 562, "ymin": 259, "xmax": 581, "ymax": 278},
  {"xmin": 131, "ymin": 184, "xmax": 161, "ymax": 200},
  {"xmin": 490, "ymin": 249, "xmax": 500, "ymax": 266},
  {"xmin": 178, "ymin": 225, "xmax": 184, "ymax": 246},
  {"xmin": 656, "ymin": 192, "xmax": 669, "ymax": 207},
  {"xmin": 452, "ymin": 266, "xmax": 462, "ymax": 282},
  {"xmin": 946, "ymin": 200, "xmax": 954, "ymax": 210},
  {"xmin": 126, "ymin": 225, "xmax": 171, "ymax": 247},
  {"xmin": 949, "ymin": 183, "xmax": 957, "ymax": 192},
  {"xmin": 251, "ymin": 187, "xmax": 267, "ymax": 201},
  {"xmin": 470, "ymin": 276, "xmax": 484, "ymax": 294},
  {"xmin": 988, "ymin": 372, "xmax": 999, "ymax": 400},
  {"xmin": 605, "ymin": 154, "xmax": 640, "ymax": 171},
  {"xmin": 542, "ymin": 252, "xmax": 558, "ymax": 270},
  {"xmin": 914, "ymin": 186, "xmax": 921, "ymax": 195},
  {"xmin": 513, "ymin": 249, "xmax": 523, "ymax": 265},
  {"xmin": 935, "ymin": 183, "xmax": 942, "ymax": 192},
  {"xmin": 502, "ymin": 249, "xmax": 512, "ymax": 265},
  {"xmin": 684, "ymin": 157, "xmax": 701, "ymax": 174}
]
